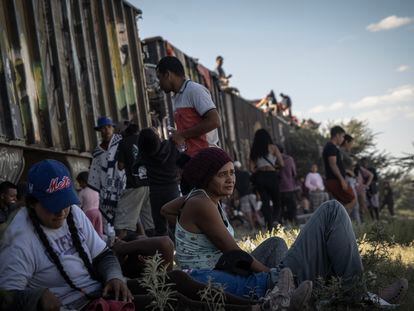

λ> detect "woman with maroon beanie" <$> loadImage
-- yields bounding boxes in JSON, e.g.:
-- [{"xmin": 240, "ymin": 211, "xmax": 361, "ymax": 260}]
[{"xmin": 162, "ymin": 147, "xmax": 288, "ymax": 271}]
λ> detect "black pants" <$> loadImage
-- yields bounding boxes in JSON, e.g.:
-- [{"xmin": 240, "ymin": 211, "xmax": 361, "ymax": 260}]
[
  {"xmin": 254, "ymin": 171, "xmax": 280, "ymax": 231},
  {"xmin": 280, "ymin": 191, "xmax": 297, "ymax": 223},
  {"xmin": 150, "ymin": 184, "xmax": 180, "ymax": 236}
]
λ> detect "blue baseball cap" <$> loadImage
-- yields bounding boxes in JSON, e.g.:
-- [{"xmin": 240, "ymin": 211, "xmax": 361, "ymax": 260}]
[
  {"xmin": 94, "ymin": 116, "xmax": 115, "ymax": 131},
  {"xmin": 28, "ymin": 160, "xmax": 80, "ymax": 213}
]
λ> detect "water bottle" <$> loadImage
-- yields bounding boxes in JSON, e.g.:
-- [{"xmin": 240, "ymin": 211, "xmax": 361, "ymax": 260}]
[
  {"xmin": 167, "ymin": 126, "xmax": 187, "ymax": 152},
  {"xmin": 106, "ymin": 223, "xmax": 116, "ymax": 247},
  {"xmin": 177, "ymin": 143, "xmax": 187, "ymax": 152},
  {"xmin": 167, "ymin": 125, "xmax": 176, "ymax": 135}
]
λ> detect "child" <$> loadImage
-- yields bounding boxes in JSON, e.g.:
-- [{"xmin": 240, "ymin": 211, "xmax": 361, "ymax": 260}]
[{"xmin": 77, "ymin": 171, "xmax": 103, "ymax": 237}]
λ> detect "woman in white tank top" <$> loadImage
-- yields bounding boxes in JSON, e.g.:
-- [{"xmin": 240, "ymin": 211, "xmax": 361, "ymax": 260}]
[{"xmin": 161, "ymin": 147, "xmax": 270, "ymax": 273}]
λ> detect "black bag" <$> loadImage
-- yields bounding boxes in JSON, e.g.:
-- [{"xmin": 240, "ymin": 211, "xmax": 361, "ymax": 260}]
[{"xmin": 214, "ymin": 250, "xmax": 254, "ymax": 276}]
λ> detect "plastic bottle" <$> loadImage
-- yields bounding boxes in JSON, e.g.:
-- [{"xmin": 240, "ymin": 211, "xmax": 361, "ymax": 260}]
[
  {"xmin": 106, "ymin": 223, "xmax": 116, "ymax": 247},
  {"xmin": 167, "ymin": 126, "xmax": 187, "ymax": 152},
  {"xmin": 177, "ymin": 143, "xmax": 187, "ymax": 152}
]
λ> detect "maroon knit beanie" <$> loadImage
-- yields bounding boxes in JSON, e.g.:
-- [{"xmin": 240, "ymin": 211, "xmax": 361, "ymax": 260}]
[{"xmin": 183, "ymin": 147, "xmax": 233, "ymax": 189}]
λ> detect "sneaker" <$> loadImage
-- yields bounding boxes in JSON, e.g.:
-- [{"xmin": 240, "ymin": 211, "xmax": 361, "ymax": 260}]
[
  {"xmin": 378, "ymin": 278, "xmax": 408, "ymax": 304},
  {"xmin": 274, "ymin": 268, "xmax": 295, "ymax": 297},
  {"xmin": 288, "ymin": 281, "xmax": 313, "ymax": 311},
  {"xmin": 261, "ymin": 268, "xmax": 295, "ymax": 310}
]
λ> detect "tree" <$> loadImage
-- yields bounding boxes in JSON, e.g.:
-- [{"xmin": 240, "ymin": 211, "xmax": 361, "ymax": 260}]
[
  {"xmin": 316, "ymin": 119, "xmax": 413, "ymax": 210},
  {"xmin": 394, "ymin": 144, "xmax": 414, "ymax": 173},
  {"xmin": 323, "ymin": 118, "xmax": 394, "ymax": 171},
  {"xmin": 323, "ymin": 119, "xmax": 376, "ymax": 156},
  {"xmin": 340, "ymin": 119, "xmax": 376, "ymax": 155},
  {"xmin": 286, "ymin": 127, "xmax": 326, "ymax": 178}
]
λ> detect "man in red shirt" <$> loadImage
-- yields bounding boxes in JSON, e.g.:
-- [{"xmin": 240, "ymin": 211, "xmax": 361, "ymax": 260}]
[{"xmin": 156, "ymin": 56, "xmax": 221, "ymax": 156}]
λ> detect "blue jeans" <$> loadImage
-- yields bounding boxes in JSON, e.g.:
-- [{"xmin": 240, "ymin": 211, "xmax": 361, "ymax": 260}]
[
  {"xmin": 280, "ymin": 200, "xmax": 363, "ymax": 284},
  {"xmin": 189, "ymin": 269, "xmax": 269, "ymax": 298},
  {"xmin": 190, "ymin": 201, "xmax": 363, "ymax": 298}
]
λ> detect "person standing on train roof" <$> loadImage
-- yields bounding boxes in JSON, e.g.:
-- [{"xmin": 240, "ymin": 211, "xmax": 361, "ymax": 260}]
[
  {"xmin": 156, "ymin": 56, "xmax": 221, "ymax": 157},
  {"xmin": 88, "ymin": 116, "xmax": 125, "ymax": 229}
]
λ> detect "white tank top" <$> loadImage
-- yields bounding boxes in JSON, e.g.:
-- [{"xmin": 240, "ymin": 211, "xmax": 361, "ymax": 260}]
[
  {"xmin": 256, "ymin": 153, "xmax": 277, "ymax": 169},
  {"xmin": 175, "ymin": 189, "xmax": 234, "ymax": 270}
]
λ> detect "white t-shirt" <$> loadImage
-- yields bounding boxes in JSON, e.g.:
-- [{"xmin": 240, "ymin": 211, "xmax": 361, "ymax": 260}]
[
  {"xmin": 0, "ymin": 205, "xmax": 106, "ymax": 305},
  {"xmin": 305, "ymin": 172, "xmax": 325, "ymax": 191},
  {"xmin": 172, "ymin": 80, "xmax": 219, "ymax": 155}
]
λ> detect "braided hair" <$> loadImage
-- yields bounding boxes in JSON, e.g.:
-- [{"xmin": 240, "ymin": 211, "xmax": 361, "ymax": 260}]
[
  {"xmin": 66, "ymin": 210, "xmax": 97, "ymax": 279},
  {"xmin": 26, "ymin": 196, "xmax": 97, "ymax": 295}
]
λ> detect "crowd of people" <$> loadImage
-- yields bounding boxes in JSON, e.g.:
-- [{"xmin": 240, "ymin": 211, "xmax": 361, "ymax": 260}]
[
  {"xmin": 254, "ymin": 91, "xmax": 293, "ymax": 120},
  {"xmin": 0, "ymin": 56, "xmax": 406, "ymax": 310},
  {"xmin": 226, "ymin": 125, "xmax": 394, "ymax": 231}
]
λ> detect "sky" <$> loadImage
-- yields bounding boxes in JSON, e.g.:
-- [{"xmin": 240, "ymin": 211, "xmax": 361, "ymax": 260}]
[{"xmin": 131, "ymin": 0, "xmax": 414, "ymax": 157}]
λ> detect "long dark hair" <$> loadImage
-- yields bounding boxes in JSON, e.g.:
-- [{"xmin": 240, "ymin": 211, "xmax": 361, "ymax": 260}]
[
  {"xmin": 26, "ymin": 195, "xmax": 97, "ymax": 294},
  {"xmin": 250, "ymin": 129, "xmax": 274, "ymax": 161}
]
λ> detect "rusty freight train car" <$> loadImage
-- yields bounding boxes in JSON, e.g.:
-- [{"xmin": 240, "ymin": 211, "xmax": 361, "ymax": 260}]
[
  {"xmin": 0, "ymin": 0, "xmax": 150, "ymax": 183},
  {"xmin": 142, "ymin": 36, "xmax": 291, "ymax": 167}
]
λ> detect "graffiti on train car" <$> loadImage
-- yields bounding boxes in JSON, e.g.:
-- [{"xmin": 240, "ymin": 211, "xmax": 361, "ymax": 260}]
[
  {"xmin": 1, "ymin": 0, "xmax": 293, "ymax": 182},
  {"xmin": 0, "ymin": 0, "xmax": 150, "ymax": 182},
  {"xmin": 0, "ymin": 147, "xmax": 24, "ymax": 184},
  {"xmin": 0, "ymin": 0, "xmax": 148, "ymax": 148}
]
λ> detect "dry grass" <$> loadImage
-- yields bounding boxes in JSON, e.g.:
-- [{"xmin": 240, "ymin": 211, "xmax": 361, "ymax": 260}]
[
  {"xmin": 197, "ymin": 277, "xmax": 226, "ymax": 311},
  {"xmin": 138, "ymin": 252, "xmax": 177, "ymax": 311},
  {"xmin": 236, "ymin": 207, "xmax": 414, "ymax": 310}
]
